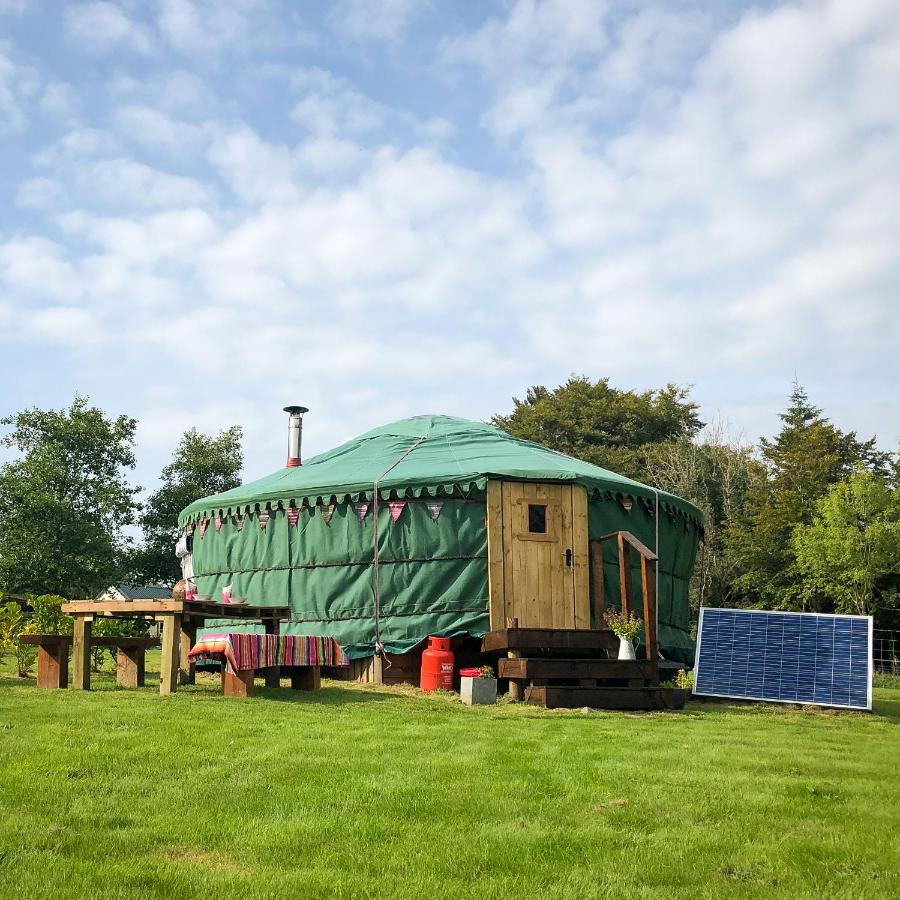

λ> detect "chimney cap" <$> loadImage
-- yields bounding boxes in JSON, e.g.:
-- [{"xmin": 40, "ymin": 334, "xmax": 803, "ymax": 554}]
[{"xmin": 283, "ymin": 405, "xmax": 309, "ymax": 415}]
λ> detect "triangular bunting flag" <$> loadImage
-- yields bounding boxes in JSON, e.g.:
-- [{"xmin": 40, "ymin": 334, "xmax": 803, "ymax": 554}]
[
  {"xmin": 199, "ymin": 518, "xmax": 208, "ymax": 539},
  {"xmin": 258, "ymin": 508, "xmax": 270, "ymax": 530},
  {"xmin": 388, "ymin": 500, "xmax": 406, "ymax": 522},
  {"xmin": 214, "ymin": 515, "xmax": 222, "ymax": 533},
  {"xmin": 233, "ymin": 513, "xmax": 244, "ymax": 531},
  {"xmin": 353, "ymin": 501, "xmax": 369, "ymax": 522},
  {"xmin": 287, "ymin": 507, "xmax": 300, "ymax": 528},
  {"xmin": 321, "ymin": 502, "xmax": 336, "ymax": 524},
  {"xmin": 425, "ymin": 500, "xmax": 444, "ymax": 521}
]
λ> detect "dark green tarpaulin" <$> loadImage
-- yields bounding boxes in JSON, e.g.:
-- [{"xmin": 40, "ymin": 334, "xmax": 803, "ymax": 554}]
[{"xmin": 182, "ymin": 416, "xmax": 702, "ymax": 664}]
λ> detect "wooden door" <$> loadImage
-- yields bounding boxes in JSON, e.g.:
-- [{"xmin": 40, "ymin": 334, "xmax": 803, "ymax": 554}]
[{"xmin": 486, "ymin": 481, "xmax": 590, "ymax": 630}]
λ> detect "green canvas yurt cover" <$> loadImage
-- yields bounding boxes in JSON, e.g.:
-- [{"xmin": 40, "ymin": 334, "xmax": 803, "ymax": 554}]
[{"xmin": 180, "ymin": 416, "xmax": 704, "ymax": 662}]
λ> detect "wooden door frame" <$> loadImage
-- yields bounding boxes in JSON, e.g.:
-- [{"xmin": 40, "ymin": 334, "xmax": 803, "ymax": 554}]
[{"xmin": 486, "ymin": 479, "xmax": 590, "ymax": 630}]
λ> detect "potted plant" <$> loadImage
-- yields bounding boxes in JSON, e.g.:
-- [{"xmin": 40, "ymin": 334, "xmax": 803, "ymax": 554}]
[
  {"xmin": 604, "ymin": 610, "xmax": 643, "ymax": 660},
  {"xmin": 459, "ymin": 665, "xmax": 497, "ymax": 706}
]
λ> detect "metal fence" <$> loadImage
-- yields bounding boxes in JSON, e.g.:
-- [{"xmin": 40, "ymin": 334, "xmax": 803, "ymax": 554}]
[{"xmin": 874, "ymin": 630, "xmax": 899, "ymax": 675}]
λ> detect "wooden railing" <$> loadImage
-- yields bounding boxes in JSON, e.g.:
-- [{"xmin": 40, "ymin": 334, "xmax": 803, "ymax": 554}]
[{"xmin": 590, "ymin": 531, "xmax": 659, "ymax": 675}]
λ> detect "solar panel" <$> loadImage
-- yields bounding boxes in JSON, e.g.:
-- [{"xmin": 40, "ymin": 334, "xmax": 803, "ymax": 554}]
[{"xmin": 693, "ymin": 608, "xmax": 872, "ymax": 711}]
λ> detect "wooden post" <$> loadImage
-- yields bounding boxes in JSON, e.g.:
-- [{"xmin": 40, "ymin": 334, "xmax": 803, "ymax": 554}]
[
  {"xmin": 37, "ymin": 638, "xmax": 69, "ymax": 689},
  {"xmin": 371, "ymin": 653, "xmax": 384, "ymax": 685},
  {"xmin": 506, "ymin": 616, "xmax": 522, "ymax": 701},
  {"xmin": 590, "ymin": 541, "xmax": 605, "ymax": 628},
  {"xmin": 640, "ymin": 555, "xmax": 659, "ymax": 682},
  {"xmin": 116, "ymin": 645, "xmax": 145, "ymax": 689},
  {"xmin": 159, "ymin": 614, "xmax": 181, "ymax": 695},
  {"xmin": 223, "ymin": 668, "xmax": 255, "ymax": 697},
  {"xmin": 264, "ymin": 617, "xmax": 281, "ymax": 688},
  {"xmin": 179, "ymin": 622, "xmax": 196, "ymax": 686},
  {"xmin": 72, "ymin": 617, "xmax": 92, "ymax": 691},
  {"xmin": 617, "ymin": 534, "xmax": 632, "ymax": 618},
  {"xmin": 290, "ymin": 666, "xmax": 321, "ymax": 690}
]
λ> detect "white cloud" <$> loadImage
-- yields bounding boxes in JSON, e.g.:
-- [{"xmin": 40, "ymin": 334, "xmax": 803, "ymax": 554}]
[
  {"xmin": 64, "ymin": 2, "xmax": 154, "ymax": 55},
  {"xmin": 15, "ymin": 177, "xmax": 62, "ymax": 210},
  {"xmin": 114, "ymin": 104, "xmax": 207, "ymax": 152},
  {"xmin": 328, "ymin": 0, "xmax": 430, "ymax": 42},
  {"xmin": 290, "ymin": 68, "xmax": 388, "ymax": 135},
  {"xmin": 26, "ymin": 306, "xmax": 101, "ymax": 345},
  {"xmin": 156, "ymin": 0, "xmax": 281, "ymax": 55},
  {"xmin": 0, "ymin": 48, "xmax": 39, "ymax": 132},
  {"xmin": 39, "ymin": 82, "xmax": 81, "ymax": 123},
  {"xmin": 0, "ymin": 0, "xmax": 30, "ymax": 14},
  {"xmin": 0, "ymin": 237, "xmax": 85, "ymax": 304},
  {"xmin": 2, "ymin": 0, "xmax": 899, "ymax": 483}
]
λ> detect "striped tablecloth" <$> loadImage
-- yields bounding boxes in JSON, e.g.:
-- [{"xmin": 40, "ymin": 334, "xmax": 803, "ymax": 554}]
[{"xmin": 189, "ymin": 633, "xmax": 349, "ymax": 675}]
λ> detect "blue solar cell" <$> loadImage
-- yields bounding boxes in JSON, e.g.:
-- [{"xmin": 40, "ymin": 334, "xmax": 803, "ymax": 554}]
[{"xmin": 693, "ymin": 608, "xmax": 871, "ymax": 710}]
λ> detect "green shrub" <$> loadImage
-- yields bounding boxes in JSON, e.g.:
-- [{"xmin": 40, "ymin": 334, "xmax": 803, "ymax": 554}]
[
  {"xmin": 0, "ymin": 603, "xmax": 38, "ymax": 676},
  {"xmin": 29, "ymin": 594, "xmax": 72, "ymax": 635},
  {"xmin": 16, "ymin": 621, "xmax": 38, "ymax": 676},
  {"xmin": 0, "ymin": 601, "xmax": 24, "ymax": 657}
]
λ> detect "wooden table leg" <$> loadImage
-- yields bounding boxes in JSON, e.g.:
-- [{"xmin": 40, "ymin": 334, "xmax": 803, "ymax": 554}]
[
  {"xmin": 264, "ymin": 618, "xmax": 280, "ymax": 688},
  {"xmin": 290, "ymin": 666, "xmax": 321, "ymax": 691},
  {"xmin": 37, "ymin": 639, "xmax": 68, "ymax": 689},
  {"xmin": 72, "ymin": 618, "xmax": 92, "ymax": 691},
  {"xmin": 159, "ymin": 614, "xmax": 181, "ymax": 695},
  {"xmin": 179, "ymin": 622, "xmax": 197, "ymax": 686},
  {"xmin": 223, "ymin": 668, "xmax": 255, "ymax": 697},
  {"xmin": 116, "ymin": 646, "xmax": 143, "ymax": 688}
]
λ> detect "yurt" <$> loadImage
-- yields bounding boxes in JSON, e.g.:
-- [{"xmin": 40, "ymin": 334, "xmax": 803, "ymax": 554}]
[{"xmin": 178, "ymin": 414, "xmax": 703, "ymax": 681}]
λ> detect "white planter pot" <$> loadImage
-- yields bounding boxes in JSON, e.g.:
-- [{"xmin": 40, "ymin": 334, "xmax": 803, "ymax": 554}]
[
  {"xmin": 618, "ymin": 637, "xmax": 636, "ymax": 660},
  {"xmin": 461, "ymin": 676, "xmax": 498, "ymax": 706}
]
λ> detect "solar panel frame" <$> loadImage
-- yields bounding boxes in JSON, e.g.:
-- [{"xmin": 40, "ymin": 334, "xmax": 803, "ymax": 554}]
[{"xmin": 692, "ymin": 607, "xmax": 873, "ymax": 711}]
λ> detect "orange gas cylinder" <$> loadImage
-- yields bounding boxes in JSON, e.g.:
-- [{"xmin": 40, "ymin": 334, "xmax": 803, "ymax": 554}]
[{"xmin": 420, "ymin": 636, "xmax": 454, "ymax": 691}]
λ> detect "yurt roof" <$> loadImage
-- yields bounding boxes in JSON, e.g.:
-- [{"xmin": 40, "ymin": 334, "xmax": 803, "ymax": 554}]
[{"xmin": 178, "ymin": 415, "xmax": 703, "ymax": 526}]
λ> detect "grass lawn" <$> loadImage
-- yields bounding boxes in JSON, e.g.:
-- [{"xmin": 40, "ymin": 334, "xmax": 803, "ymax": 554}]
[{"xmin": 0, "ymin": 655, "xmax": 898, "ymax": 899}]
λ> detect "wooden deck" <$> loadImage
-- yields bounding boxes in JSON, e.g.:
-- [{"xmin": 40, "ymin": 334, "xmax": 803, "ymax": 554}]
[{"xmin": 483, "ymin": 625, "xmax": 681, "ymax": 711}]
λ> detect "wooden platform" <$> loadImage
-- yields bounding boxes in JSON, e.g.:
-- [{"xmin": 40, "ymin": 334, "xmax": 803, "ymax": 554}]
[
  {"xmin": 483, "ymin": 627, "xmax": 678, "ymax": 711},
  {"xmin": 499, "ymin": 657, "xmax": 656, "ymax": 681}
]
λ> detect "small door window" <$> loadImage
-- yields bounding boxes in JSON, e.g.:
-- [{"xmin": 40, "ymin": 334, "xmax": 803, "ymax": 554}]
[
  {"xmin": 527, "ymin": 503, "xmax": 547, "ymax": 534},
  {"xmin": 516, "ymin": 497, "xmax": 558, "ymax": 541}
]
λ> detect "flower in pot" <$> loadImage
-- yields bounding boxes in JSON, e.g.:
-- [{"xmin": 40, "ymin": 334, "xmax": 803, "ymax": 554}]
[
  {"xmin": 459, "ymin": 665, "xmax": 498, "ymax": 705},
  {"xmin": 604, "ymin": 610, "xmax": 643, "ymax": 660}
]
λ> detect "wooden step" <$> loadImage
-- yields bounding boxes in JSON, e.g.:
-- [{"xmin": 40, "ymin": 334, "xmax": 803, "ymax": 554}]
[
  {"xmin": 525, "ymin": 685, "xmax": 686, "ymax": 710},
  {"xmin": 482, "ymin": 628, "xmax": 617, "ymax": 654},
  {"xmin": 500, "ymin": 657, "xmax": 656, "ymax": 681}
]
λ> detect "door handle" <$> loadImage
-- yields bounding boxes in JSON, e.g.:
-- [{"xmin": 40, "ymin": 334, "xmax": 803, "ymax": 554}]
[{"xmin": 565, "ymin": 548, "xmax": 573, "ymax": 567}]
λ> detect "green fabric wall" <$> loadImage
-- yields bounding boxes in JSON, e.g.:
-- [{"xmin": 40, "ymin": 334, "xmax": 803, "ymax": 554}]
[
  {"xmin": 192, "ymin": 498, "xmax": 489, "ymax": 659},
  {"xmin": 193, "ymin": 489, "xmax": 699, "ymax": 664}
]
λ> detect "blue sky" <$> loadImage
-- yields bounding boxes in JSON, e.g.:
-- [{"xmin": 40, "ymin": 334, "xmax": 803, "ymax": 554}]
[{"xmin": 1, "ymin": 0, "xmax": 898, "ymax": 495}]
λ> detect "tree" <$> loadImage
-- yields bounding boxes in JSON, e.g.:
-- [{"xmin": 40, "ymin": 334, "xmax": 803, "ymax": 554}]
[
  {"xmin": 491, "ymin": 376, "xmax": 703, "ymax": 480},
  {"xmin": 793, "ymin": 471, "xmax": 900, "ymax": 619},
  {"xmin": 646, "ymin": 421, "xmax": 761, "ymax": 613},
  {"xmin": 725, "ymin": 383, "xmax": 890, "ymax": 609},
  {"xmin": 129, "ymin": 427, "xmax": 243, "ymax": 585},
  {"xmin": 0, "ymin": 396, "xmax": 139, "ymax": 599}
]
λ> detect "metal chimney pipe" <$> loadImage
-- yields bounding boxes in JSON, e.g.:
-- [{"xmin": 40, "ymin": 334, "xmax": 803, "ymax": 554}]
[{"xmin": 283, "ymin": 406, "xmax": 308, "ymax": 467}]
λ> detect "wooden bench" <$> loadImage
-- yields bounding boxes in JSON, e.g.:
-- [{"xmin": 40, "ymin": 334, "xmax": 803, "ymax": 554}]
[
  {"xmin": 19, "ymin": 634, "xmax": 160, "ymax": 690},
  {"xmin": 222, "ymin": 665, "xmax": 321, "ymax": 697}
]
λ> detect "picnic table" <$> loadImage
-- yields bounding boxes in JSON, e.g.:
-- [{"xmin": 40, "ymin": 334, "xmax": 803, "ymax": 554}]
[{"xmin": 60, "ymin": 600, "xmax": 290, "ymax": 695}]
